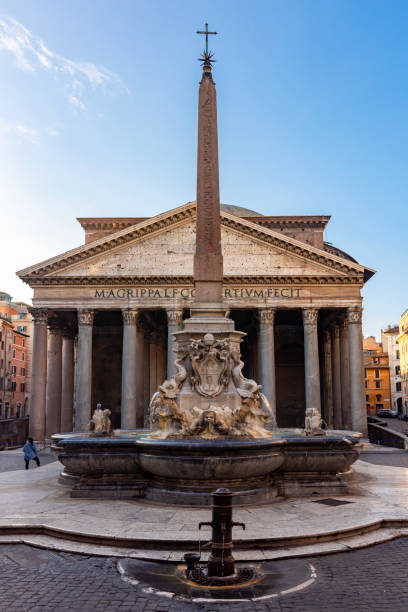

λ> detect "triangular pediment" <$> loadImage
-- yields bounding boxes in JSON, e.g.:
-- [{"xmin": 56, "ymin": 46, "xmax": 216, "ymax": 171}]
[{"xmin": 17, "ymin": 202, "xmax": 370, "ymax": 284}]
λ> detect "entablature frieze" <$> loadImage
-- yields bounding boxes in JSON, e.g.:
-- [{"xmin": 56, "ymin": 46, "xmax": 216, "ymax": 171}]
[{"xmin": 23, "ymin": 274, "xmax": 364, "ymax": 287}]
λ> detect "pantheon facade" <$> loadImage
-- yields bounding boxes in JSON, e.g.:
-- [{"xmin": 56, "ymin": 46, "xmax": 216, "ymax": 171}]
[{"xmin": 18, "ymin": 202, "xmax": 374, "ymax": 439}]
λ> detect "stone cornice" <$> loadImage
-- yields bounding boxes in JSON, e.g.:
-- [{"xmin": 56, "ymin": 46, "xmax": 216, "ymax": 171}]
[
  {"xmin": 220, "ymin": 212, "xmax": 365, "ymax": 277},
  {"xmin": 21, "ymin": 274, "xmax": 364, "ymax": 286},
  {"xmin": 17, "ymin": 201, "xmax": 373, "ymax": 284}
]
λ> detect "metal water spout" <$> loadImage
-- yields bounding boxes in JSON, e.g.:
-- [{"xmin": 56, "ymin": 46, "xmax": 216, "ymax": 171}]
[{"xmin": 199, "ymin": 487, "xmax": 245, "ymax": 577}]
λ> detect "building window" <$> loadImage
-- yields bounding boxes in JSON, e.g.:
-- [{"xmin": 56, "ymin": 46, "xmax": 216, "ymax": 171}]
[
  {"xmin": 20, "ymin": 367, "xmax": 25, "ymax": 376},
  {"xmin": 375, "ymin": 368, "xmax": 380, "ymax": 378},
  {"xmin": 396, "ymin": 350, "xmax": 400, "ymax": 359},
  {"xmin": 376, "ymin": 394, "xmax": 382, "ymax": 402},
  {"xmin": 396, "ymin": 382, "xmax": 402, "ymax": 392},
  {"xmin": 396, "ymin": 365, "xmax": 401, "ymax": 375},
  {"xmin": 374, "ymin": 357, "xmax": 379, "ymax": 364},
  {"xmin": 22, "ymin": 352, "xmax": 25, "ymax": 361},
  {"xmin": 13, "ymin": 335, "xmax": 16, "ymax": 344},
  {"xmin": 375, "ymin": 381, "xmax": 381, "ymax": 389},
  {"xmin": 20, "ymin": 383, "xmax": 25, "ymax": 392},
  {"xmin": 365, "ymin": 395, "xmax": 369, "ymax": 401},
  {"xmin": 22, "ymin": 338, "xmax": 25, "ymax": 346},
  {"xmin": 12, "ymin": 349, "xmax": 16, "ymax": 358},
  {"xmin": 11, "ymin": 381, "xmax": 16, "ymax": 391},
  {"xmin": 12, "ymin": 365, "xmax": 16, "ymax": 375}
]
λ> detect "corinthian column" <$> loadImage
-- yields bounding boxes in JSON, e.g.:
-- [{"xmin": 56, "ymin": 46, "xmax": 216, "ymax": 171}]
[
  {"xmin": 45, "ymin": 317, "xmax": 62, "ymax": 437},
  {"xmin": 74, "ymin": 309, "xmax": 95, "ymax": 431},
  {"xmin": 121, "ymin": 309, "xmax": 139, "ymax": 429},
  {"xmin": 28, "ymin": 308, "xmax": 48, "ymax": 440},
  {"xmin": 340, "ymin": 317, "xmax": 351, "ymax": 429},
  {"xmin": 323, "ymin": 329, "xmax": 334, "ymax": 428},
  {"xmin": 258, "ymin": 308, "xmax": 277, "ymax": 426},
  {"xmin": 348, "ymin": 306, "xmax": 367, "ymax": 433},
  {"xmin": 302, "ymin": 308, "xmax": 321, "ymax": 415},
  {"xmin": 331, "ymin": 322, "xmax": 342, "ymax": 429},
  {"xmin": 61, "ymin": 327, "xmax": 75, "ymax": 432},
  {"xmin": 166, "ymin": 310, "xmax": 183, "ymax": 378},
  {"xmin": 135, "ymin": 318, "xmax": 145, "ymax": 428}
]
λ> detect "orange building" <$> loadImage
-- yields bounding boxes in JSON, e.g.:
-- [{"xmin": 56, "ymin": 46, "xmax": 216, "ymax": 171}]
[
  {"xmin": 364, "ymin": 349, "xmax": 392, "ymax": 415},
  {"xmin": 0, "ymin": 293, "xmax": 30, "ymax": 420}
]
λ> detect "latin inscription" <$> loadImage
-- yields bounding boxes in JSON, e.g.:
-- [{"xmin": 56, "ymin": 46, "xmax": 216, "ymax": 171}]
[{"xmin": 94, "ymin": 287, "xmax": 301, "ymax": 300}]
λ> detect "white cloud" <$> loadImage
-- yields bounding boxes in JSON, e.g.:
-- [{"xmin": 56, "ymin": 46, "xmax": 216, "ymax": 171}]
[
  {"xmin": 0, "ymin": 120, "xmax": 60, "ymax": 143},
  {"xmin": 68, "ymin": 95, "xmax": 86, "ymax": 111},
  {"xmin": 0, "ymin": 120, "xmax": 37, "ymax": 143},
  {"xmin": 0, "ymin": 15, "xmax": 124, "ymax": 110}
]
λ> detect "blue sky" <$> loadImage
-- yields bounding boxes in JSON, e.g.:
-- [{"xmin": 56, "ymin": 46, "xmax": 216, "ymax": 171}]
[{"xmin": 0, "ymin": 0, "xmax": 406, "ymax": 338}]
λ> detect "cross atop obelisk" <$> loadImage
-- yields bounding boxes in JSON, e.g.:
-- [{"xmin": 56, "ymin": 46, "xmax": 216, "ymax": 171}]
[
  {"xmin": 196, "ymin": 22, "xmax": 217, "ymax": 55},
  {"xmin": 192, "ymin": 23, "xmax": 224, "ymax": 316}
]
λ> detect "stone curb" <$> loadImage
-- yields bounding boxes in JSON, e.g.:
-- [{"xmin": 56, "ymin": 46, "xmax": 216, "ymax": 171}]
[
  {"xmin": 1, "ymin": 518, "xmax": 408, "ymax": 557},
  {"xmin": 1, "ymin": 526, "xmax": 408, "ymax": 562}
]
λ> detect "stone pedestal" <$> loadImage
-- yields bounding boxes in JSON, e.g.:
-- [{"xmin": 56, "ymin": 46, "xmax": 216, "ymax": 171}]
[
  {"xmin": 302, "ymin": 309, "xmax": 321, "ymax": 415},
  {"xmin": 74, "ymin": 310, "xmax": 95, "ymax": 431},
  {"xmin": 28, "ymin": 308, "xmax": 48, "ymax": 440},
  {"xmin": 45, "ymin": 321, "xmax": 62, "ymax": 437}
]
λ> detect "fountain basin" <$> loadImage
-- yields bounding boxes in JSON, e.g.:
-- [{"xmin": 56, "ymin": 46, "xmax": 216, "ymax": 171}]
[{"xmin": 51, "ymin": 428, "xmax": 362, "ymax": 506}]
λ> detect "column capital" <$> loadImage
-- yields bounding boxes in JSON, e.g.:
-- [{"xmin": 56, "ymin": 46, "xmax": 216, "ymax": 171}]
[
  {"xmin": 122, "ymin": 308, "xmax": 139, "ymax": 326},
  {"xmin": 166, "ymin": 309, "xmax": 184, "ymax": 326},
  {"xmin": 77, "ymin": 309, "xmax": 95, "ymax": 326},
  {"xmin": 29, "ymin": 307, "xmax": 48, "ymax": 325},
  {"xmin": 258, "ymin": 308, "xmax": 276, "ymax": 325},
  {"xmin": 347, "ymin": 306, "xmax": 363, "ymax": 324},
  {"xmin": 62, "ymin": 325, "xmax": 76, "ymax": 340},
  {"xmin": 48, "ymin": 313, "xmax": 63, "ymax": 333},
  {"xmin": 302, "ymin": 308, "xmax": 319, "ymax": 326}
]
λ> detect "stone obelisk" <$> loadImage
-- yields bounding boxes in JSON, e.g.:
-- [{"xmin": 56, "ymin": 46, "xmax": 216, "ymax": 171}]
[{"xmin": 192, "ymin": 54, "xmax": 224, "ymax": 316}]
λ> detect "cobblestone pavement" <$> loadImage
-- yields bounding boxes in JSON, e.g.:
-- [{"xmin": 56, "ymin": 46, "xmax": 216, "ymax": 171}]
[{"xmin": 0, "ymin": 539, "xmax": 408, "ymax": 611}]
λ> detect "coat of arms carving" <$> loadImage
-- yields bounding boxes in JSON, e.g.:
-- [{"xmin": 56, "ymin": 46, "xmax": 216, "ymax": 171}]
[{"xmin": 189, "ymin": 334, "xmax": 230, "ymax": 397}]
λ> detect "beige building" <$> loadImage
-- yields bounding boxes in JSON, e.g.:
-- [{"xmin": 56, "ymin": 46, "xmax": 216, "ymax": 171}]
[
  {"xmin": 381, "ymin": 326, "xmax": 402, "ymax": 414},
  {"xmin": 17, "ymin": 203, "xmax": 374, "ymax": 439},
  {"xmin": 397, "ymin": 309, "xmax": 408, "ymax": 415}
]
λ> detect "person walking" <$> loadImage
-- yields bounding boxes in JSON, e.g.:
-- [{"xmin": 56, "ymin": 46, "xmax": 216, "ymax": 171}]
[{"xmin": 23, "ymin": 437, "xmax": 40, "ymax": 469}]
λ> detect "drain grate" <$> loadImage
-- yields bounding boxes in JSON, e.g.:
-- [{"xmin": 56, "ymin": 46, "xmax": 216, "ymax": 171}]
[
  {"xmin": 312, "ymin": 498, "xmax": 354, "ymax": 506},
  {"xmin": 187, "ymin": 566, "xmax": 256, "ymax": 586}
]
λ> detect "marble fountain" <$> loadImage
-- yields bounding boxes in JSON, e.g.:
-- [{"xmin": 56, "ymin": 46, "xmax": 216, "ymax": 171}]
[
  {"xmin": 51, "ymin": 47, "xmax": 362, "ymax": 507},
  {"xmin": 51, "ymin": 320, "xmax": 361, "ymax": 506}
]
